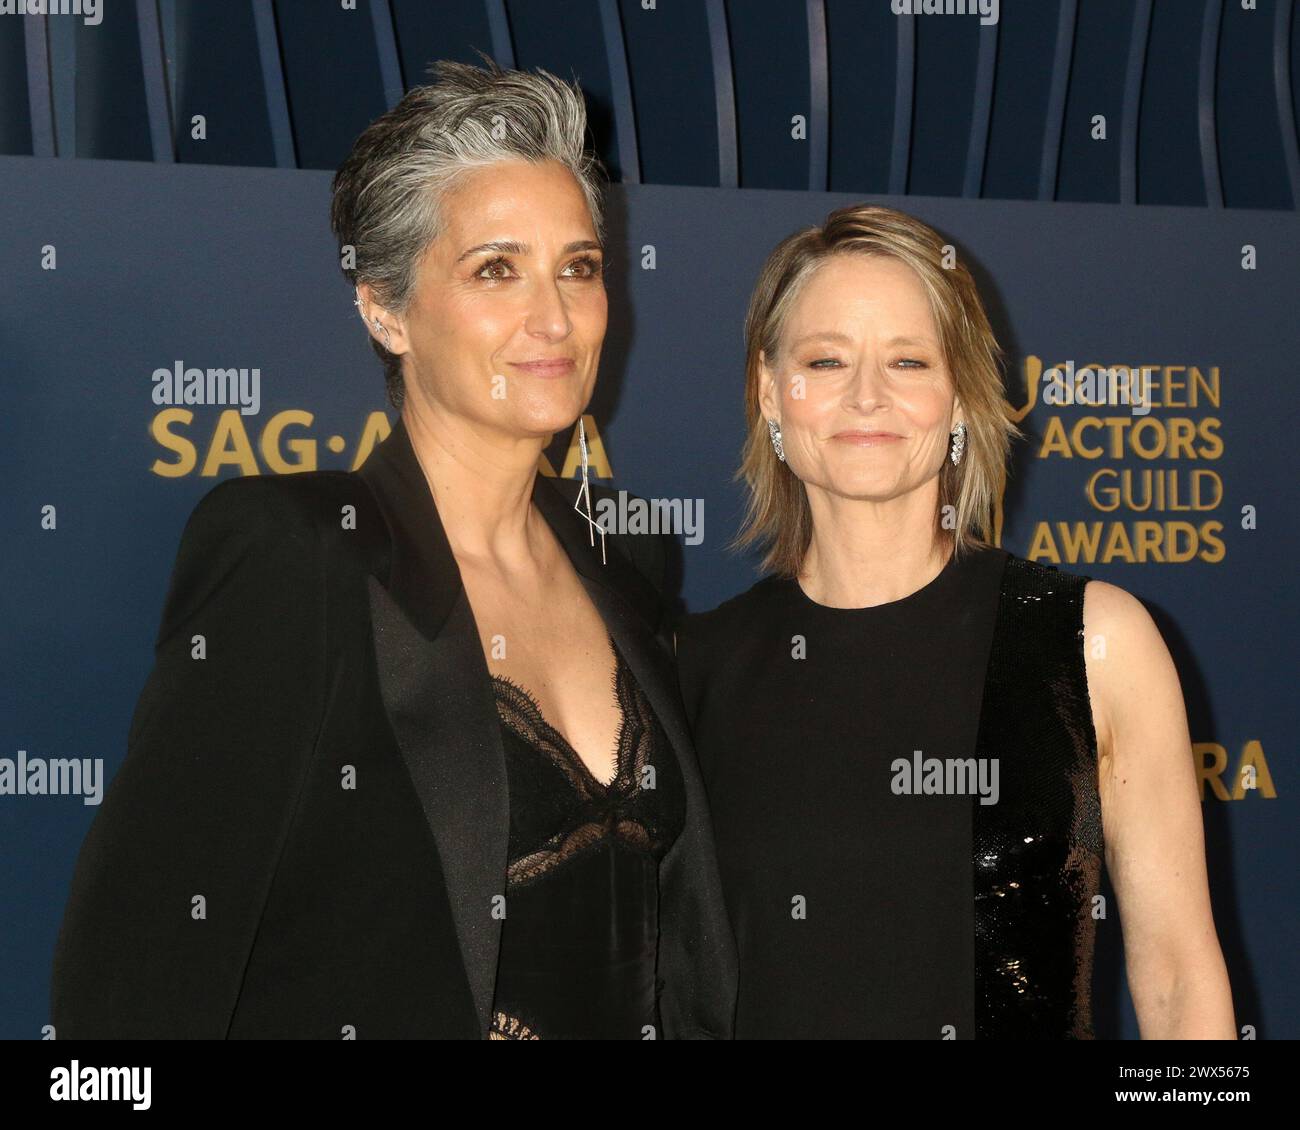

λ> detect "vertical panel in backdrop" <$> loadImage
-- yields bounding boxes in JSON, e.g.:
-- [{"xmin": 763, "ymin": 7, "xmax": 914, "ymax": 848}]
[
  {"xmin": 983, "ymin": 0, "xmax": 1064, "ymax": 201},
  {"xmin": 1293, "ymin": 0, "xmax": 1300, "ymax": 180},
  {"xmin": 1136, "ymin": 0, "xmax": 1208, "ymax": 207},
  {"xmin": 0, "ymin": 15, "xmax": 32, "ymax": 154},
  {"xmin": 1056, "ymin": 0, "xmax": 1131, "ymax": 202},
  {"xmin": 389, "ymin": 0, "xmax": 499, "ymax": 81},
  {"xmin": 48, "ymin": 13, "xmax": 75, "ymax": 156},
  {"xmin": 505, "ymin": 0, "xmax": 624, "ymax": 179},
  {"xmin": 172, "ymin": 0, "xmax": 276, "ymax": 167},
  {"xmin": 73, "ymin": 0, "xmax": 152, "ymax": 160},
  {"xmin": 618, "ymin": 0, "xmax": 719, "ymax": 187},
  {"xmin": 1217, "ymin": 0, "xmax": 1294, "ymax": 210},
  {"xmin": 825, "ymin": 0, "xmax": 898, "ymax": 195},
  {"xmin": 907, "ymin": 9, "xmax": 980, "ymax": 198},
  {"xmin": 273, "ymin": 0, "xmax": 390, "ymax": 170},
  {"xmin": 725, "ymin": 0, "xmax": 811, "ymax": 190}
]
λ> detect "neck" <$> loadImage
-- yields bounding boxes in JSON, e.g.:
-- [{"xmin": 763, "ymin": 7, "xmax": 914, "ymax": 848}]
[
  {"xmin": 401, "ymin": 401, "xmax": 548, "ymax": 568},
  {"xmin": 798, "ymin": 478, "xmax": 952, "ymax": 608}
]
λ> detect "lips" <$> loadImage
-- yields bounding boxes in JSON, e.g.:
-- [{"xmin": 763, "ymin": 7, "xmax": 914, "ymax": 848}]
[
  {"xmin": 507, "ymin": 358, "xmax": 576, "ymax": 376},
  {"xmin": 832, "ymin": 431, "xmax": 904, "ymax": 444}
]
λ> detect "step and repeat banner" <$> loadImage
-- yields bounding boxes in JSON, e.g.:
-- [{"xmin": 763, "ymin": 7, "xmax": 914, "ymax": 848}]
[{"xmin": 2, "ymin": 153, "xmax": 1295, "ymax": 1038}]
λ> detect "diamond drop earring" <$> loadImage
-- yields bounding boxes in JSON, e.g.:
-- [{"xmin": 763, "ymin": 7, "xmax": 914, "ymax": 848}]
[
  {"xmin": 949, "ymin": 420, "xmax": 967, "ymax": 466},
  {"xmin": 767, "ymin": 418, "xmax": 786, "ymax": 463}
]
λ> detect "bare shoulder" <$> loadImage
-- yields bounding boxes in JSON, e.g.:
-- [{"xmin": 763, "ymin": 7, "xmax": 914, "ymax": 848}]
[
  {"xmin": 1080, "ymin": 579, "xmax": 1185, "ymax": 765},
  {"xmin": 1081, "ymin": 579, "xmax": 1171, "ymax": 664}
]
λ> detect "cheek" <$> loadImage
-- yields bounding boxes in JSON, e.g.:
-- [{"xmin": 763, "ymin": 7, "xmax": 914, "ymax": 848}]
[
  {"xmin": 898, "ymin": 386, "xmax": 953, "ymax": 433},
  {"xmin": 419, "ymin": 293, "xmax": 511, "ymax": 354},
  {"xmin": 463, "ymin": 308, "xmax": 516, "ymax": 354},
  {"xmin": 781, "ymin": 379, "xmax": 838, "ymax": 427},
  {"xmin": 568, "ymin": 288, "xmax": 608, "ymax": 341}
]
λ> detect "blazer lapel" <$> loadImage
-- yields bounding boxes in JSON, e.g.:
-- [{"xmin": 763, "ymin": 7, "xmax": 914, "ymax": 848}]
[
  {"xmin": 358, "ymin": 419, "xmax": 506, "ymax": 1038},
  {"xmin": 365, "ymin": 579, "xmax": 505, "ymax": 1037}
]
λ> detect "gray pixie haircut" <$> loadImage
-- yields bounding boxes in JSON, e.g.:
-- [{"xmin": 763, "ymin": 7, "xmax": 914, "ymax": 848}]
[{"xmin": 330, "ymin": 53, "xmax": 607, "ymax": 408}]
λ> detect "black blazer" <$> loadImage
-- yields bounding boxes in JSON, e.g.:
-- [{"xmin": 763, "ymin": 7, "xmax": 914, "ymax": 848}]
[{"xmin": 49, "ymin": 417, "xmax": 738, "ymax": 1039}]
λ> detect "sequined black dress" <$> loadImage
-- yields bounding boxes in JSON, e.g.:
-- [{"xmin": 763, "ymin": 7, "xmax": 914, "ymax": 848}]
[
  {"xmin": 674, "ymin": 547, "xmax": 1103, "ymax": 1039},
  {"xmin": 487, "ymin": 633, "xmax": 686, "ymax": 1040}
]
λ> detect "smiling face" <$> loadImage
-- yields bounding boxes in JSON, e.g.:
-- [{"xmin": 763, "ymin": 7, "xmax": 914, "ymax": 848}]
[
  {"xmin": 758, "ymin": 253, "xmax": 961, "ymax": 507},
  {"xmin": 380, "ymin": 158, "xmax": 607, "ymax": 439}
]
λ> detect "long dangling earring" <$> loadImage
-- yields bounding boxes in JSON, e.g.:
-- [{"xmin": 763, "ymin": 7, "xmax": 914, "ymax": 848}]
[
  {"xmin": 573, "ymin": 416, "xmax": 607, "ymax": 565},
  {"xmin": 949, "ymin": 420, "xmax": 967, "ymax": 466},
  {"xmin": 767, "ymin": 418, "xmax": 786, "ymax": 463}
]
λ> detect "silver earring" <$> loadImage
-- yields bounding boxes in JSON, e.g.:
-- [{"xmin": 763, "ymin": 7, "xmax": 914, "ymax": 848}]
[
  {"xmin": 354, "ymin": 295, "xmax": 393, "ymax": 352},
  {"xmin": 573, "ymin": 416, "xmax": 607, "ymax": 565},
  {"xmin": 949, "ymin": 421, "xmax": 967, "ymax": 466},
  {"xmin": 767, "ymin": 418, "xmax": 786, "ymax": 463}
]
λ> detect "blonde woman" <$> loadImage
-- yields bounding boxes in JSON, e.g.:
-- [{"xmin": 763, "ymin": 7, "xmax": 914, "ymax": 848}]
[{"xmin": 674, "ymin": 204, "xmax": 1234, "ymax": 1039}]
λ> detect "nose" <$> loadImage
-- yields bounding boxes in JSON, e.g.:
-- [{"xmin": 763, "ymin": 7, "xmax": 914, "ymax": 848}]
[
  {"xmin": 842, "ymin": 355, "xmax": 890, "ymax": 411},
  {"xmin": 524, "ymin": 275, "xmax": 572, "ymax": 340}
]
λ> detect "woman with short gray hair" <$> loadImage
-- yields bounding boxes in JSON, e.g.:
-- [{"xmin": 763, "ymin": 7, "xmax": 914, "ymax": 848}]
[{"xmin": 51, "ymin": 56, "xmax": 738, "ymax": 1041}]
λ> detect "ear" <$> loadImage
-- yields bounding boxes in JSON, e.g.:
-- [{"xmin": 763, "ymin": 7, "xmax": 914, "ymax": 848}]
[
  {"xmin": 355, "ymin": 282, "xmax": 411, "ymax": 356},
  {"xmin": 757, "ymin": 348, "xmax": 780, "ymax": 421}
]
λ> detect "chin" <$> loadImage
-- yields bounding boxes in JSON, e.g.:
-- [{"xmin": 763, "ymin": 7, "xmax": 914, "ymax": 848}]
[
  {"xmin": 508, "ymin": 398, "xmax": 586, "ymax": 438},
  {"xmin": 821, "ymin": 474, "xmax": 907, "ymax": 502}
]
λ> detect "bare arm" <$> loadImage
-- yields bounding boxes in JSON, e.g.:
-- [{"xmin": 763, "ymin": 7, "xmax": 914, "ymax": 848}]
[{"xmin": 1083, "ymin": 580, "xmax": 1235, "ymax": 1039}]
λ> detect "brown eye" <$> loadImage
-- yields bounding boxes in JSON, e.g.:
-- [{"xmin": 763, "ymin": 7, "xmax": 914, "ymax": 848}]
[
  {"xmin": 564, "ymin": 255, "xmax": 603, "ymax": 278},
  {"xmin": 478, "ymin": 257, "xmax": 513, "ymax": 280}
]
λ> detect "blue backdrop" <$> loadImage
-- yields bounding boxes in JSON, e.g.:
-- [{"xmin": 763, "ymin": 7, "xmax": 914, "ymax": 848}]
[{"xmin": 1, "ymin": 152, "xmax": 1295, "ymax": 1038}]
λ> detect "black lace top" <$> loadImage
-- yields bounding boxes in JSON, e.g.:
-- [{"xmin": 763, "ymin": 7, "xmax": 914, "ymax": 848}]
[{"xmin": 487, "ymin": 633, "xmax": 686, "ymax": 1040}]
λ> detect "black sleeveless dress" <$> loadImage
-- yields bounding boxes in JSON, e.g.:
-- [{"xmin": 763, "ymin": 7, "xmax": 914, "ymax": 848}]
[
  {"xmin": 486, "ymin": 633, "xmax": 686, "ymax": 1040},
  {"xmin": 674, "ymin": 545, "xmax": 1104, "ymax": 1039}
]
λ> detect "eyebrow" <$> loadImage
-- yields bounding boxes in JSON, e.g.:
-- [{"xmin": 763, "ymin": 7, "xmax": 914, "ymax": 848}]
[
  {"xmin": 456, "ymin": 239, "xmax": 603, "ymax": 264},
  {"xmin": 787, "ymin": 332, "xmax": 936, "ymax": 349},
  {"xmin": 788, "ymin": 331, "xmax": 853, "ymax": 349}
]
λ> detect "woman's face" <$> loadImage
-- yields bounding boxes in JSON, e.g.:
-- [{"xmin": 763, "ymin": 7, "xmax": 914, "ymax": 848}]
[
  {"xmin": 387, "ymin": 158, "xmax": 607, "ymax": 439},
  {"xmin": 758, "ymin": 253, "xmax": 961, "ymax": 507}
]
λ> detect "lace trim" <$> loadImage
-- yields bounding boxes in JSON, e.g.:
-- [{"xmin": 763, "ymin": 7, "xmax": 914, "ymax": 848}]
[
  {"xmin": 489, "ymin": 1009, "xmax": 542, "ymax": 1040},
  {"xmin": 490, "ymin": 634, "xmax": 666, "ymax": 887},
  {"xmin": 506, "ymin": 816, "xmax": 654, "ymax": 887}
]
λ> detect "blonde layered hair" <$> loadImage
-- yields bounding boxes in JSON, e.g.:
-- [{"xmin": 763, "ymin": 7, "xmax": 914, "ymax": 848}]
[{"xmin": 731, "ymin": 204, "xmax": 1020, "ymax": 578}]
